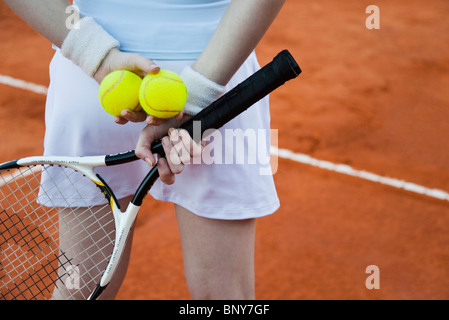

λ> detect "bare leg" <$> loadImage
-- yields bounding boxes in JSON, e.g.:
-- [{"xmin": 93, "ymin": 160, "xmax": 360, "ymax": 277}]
[
  {"xmin": 52, "ymin": 196, "xmax": 133, "ymax": 300},
  {"xmin": 175, "ymin": 204, "xmax": 256, "ymax": 300}
]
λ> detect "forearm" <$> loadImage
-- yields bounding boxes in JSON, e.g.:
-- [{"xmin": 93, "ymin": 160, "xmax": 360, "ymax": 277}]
[
  {"xmin": 3, "ymin": 0, "xmax": 134, "ymax": 80},
  {"xmin": 2, "ymin": 0, "xmax": 74, "ymax": 48},
  {"xmin": 193, "ymin": 0, "xmax": 286, "ymax": 85}
]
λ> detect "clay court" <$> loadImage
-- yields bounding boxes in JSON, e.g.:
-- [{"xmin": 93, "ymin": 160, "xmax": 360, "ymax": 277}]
[{"xmin": 1, "ymin": 0, "xmax": 448, "ymax": 299}]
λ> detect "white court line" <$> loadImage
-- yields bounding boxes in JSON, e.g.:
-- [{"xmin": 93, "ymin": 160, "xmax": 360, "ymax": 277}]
[
  {"xmin": 271, "ymin": 146, "xmax": 449, "ymax": 202},
  {"xmin": 0, "ymin": 74, "xmax": 48, "ymax": 95},
  {"xmin": 1, "ymin": 74, "xmax": 448, "ymax": 202}
]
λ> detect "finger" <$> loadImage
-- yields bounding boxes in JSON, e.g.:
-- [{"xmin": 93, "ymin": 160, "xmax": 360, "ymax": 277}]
[
  {"xmin": 114, "ymin": 116, "xmax": 129, "ymax": 125},
  {"xmin": 178, "ymin": 129, "xmax": 202, "ymax": 159},
  {"xmin": 169, "ymin": 129, "xmax": 191, "ymax": 165},
  {"xmin": 120, "ymin": 109, "xmax": 147, "ymax": 122},
  {"xmin": 146, "ymin": 116, "xmax": 165, "ymax": 126},
  {"xmin": 175, "ymin": 109, "xmax": 185, "ymax": 120},
  {"xmin": 125, "ymin": 53, "xmax": 160, "ymax": 76},
  {"xmin": 162, "ymin": 136, "xmax": 185, "ymax": 174},
  {"xmin": 157, "ymin": 157, "xmax": 175, "ymax": 185},
  {"xmin": 135, "ymin": 126, "xmax": 157, "ymax": 167}
]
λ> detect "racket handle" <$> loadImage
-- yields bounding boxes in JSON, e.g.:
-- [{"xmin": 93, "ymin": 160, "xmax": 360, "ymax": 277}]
[
  {"xmin": 130, "ymin": 50, "xmax": 301, "ymax": 207},
  {"xmin": 179, "ymin": 49, "xmax": 301, "ymax": 141},
  {"xmin": 147, "ymin": 50, "xmax": 300, "ymax": 157},
  {"xmin": 106, "ymin": 50, "xmax": 301, "ymax": 165}
]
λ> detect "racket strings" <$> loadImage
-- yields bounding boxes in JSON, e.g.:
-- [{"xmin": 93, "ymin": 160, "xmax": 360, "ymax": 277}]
[{"xmin": 0, "ymin": 165, "xmax": 115, "ymax": 300}]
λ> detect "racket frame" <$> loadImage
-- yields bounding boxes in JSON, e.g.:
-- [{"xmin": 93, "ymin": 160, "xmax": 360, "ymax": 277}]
[{"xmin": 1, "ymin": 154, "xmax": 146, "ymax": 299}]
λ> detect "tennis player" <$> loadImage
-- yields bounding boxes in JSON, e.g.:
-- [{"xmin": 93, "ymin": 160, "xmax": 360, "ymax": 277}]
[{"xmin": 3, "ymin": 0, "xmax": 285, "ymax": 300}]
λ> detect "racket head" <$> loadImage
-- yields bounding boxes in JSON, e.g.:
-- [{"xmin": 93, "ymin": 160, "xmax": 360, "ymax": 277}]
[{"xmin": 0, "ymin": 160, "xmax": 116, "ymax": 300}]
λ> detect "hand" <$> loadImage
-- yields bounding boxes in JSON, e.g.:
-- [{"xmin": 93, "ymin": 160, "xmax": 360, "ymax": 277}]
[
  {"xmin": 94, "ymin": 48, "xmax": 160, "ymax": 124},
  {"xmin": 94, "ymin": 47, "xmax": 159, "ymax": 83},
  {"xmin": 135, "ymin": 116, "xmax": 203, "ymax": 185},
  {"xmin": 116, "ymin": 106, "xmax": 186, "ymax": 126}
]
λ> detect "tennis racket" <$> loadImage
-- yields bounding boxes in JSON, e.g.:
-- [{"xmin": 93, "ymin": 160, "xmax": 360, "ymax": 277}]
[{"xmin": 0, "ymin": 50, "xmax": 301, "ymax": 300}]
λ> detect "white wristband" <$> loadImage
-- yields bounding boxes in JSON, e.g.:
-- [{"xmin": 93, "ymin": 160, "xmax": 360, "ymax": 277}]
[
  {"xmin": 61, "ymin": 17, "xmax": 120, "ymax": 77},
  {"xmin": 180, "ymin": 66, "xmax": 226, "ymax": 116}
]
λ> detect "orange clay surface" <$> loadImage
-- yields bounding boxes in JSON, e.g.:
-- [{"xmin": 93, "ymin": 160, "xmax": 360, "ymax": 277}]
[{"xmin": 1, "ymin": 0, "xmax": 449, "ymax": 299}]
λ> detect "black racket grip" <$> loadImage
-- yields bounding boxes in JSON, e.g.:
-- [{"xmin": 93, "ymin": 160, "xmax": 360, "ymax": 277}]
[
  {"xmin": 148, "ymin": 50, "xmax": 300, "ymax": 157},
  {"xmin": 179, "ymin": 50, "xmax": 301, "ymax": 141},
  {"xmin": 131, "ymin": 50, "xmax": 300, "ymax": 206},
  {"xmin": 105, "ymin": 50, "xmax": 300, "ymax": 164}
]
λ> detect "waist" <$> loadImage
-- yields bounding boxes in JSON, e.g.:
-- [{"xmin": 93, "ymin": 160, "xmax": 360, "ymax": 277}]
[{"xmin": 74, "ymin": 0, "xmax": 230, "ymax": 60}]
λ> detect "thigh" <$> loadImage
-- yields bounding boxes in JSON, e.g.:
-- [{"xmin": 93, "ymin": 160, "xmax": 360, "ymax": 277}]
[{"xmin": 175, "ymin": 204, "xmax": 256, "ymax": 300}]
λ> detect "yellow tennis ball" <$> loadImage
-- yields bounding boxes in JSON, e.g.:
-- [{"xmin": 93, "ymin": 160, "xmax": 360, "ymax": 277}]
[
  {"xmin": 139, "ymin": 69, "xmax": 187, "ymax": 119},
  {"xmin": 98, "ymin": 70, "xmax": 142, "ymax": 117}
]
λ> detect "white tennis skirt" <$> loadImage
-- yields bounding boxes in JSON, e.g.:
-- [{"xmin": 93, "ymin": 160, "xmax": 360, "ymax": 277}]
[{"xmin": 43, "ymin": 49, "xmax": 279, "ymax": 220}]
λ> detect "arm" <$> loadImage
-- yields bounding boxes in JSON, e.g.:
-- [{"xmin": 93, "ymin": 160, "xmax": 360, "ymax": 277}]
[
  {"xmin": 2, "ymin": 0, "xmax": 71, "ymax": 48},
  {"xmin": 177, "ymin": 0, "xmax": 285, "ymax": 117},
  {"xmin": 194, "ymin": 0, "xmax": 286, "ymax": 86},
  {"xmin": 2, "ymin": 0, "xmax": 158, "ymax": 85}
]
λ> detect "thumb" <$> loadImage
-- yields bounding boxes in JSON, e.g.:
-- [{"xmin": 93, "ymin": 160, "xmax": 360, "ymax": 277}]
[
  {"xmin": 135, "ymin": 125, "xmax": 157, "ymax": 167},
  {"xmin": 125, "ymin": 53, "xmax": 160, "ymax": 77}
]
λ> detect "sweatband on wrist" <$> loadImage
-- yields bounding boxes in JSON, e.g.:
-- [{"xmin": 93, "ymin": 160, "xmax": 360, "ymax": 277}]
[
  {"xmin": 180, "ymin": 66, "xmax": 226, "ymax": 116},
  {"xmin": 61, "ymin": 17, "xmax": 120, "ymax": 77}
]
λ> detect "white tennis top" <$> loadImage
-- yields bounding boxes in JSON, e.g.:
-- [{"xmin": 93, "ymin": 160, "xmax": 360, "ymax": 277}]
[{"xmin": 73, "ymin": 0, "xmax": 231, "ymax": 60}]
